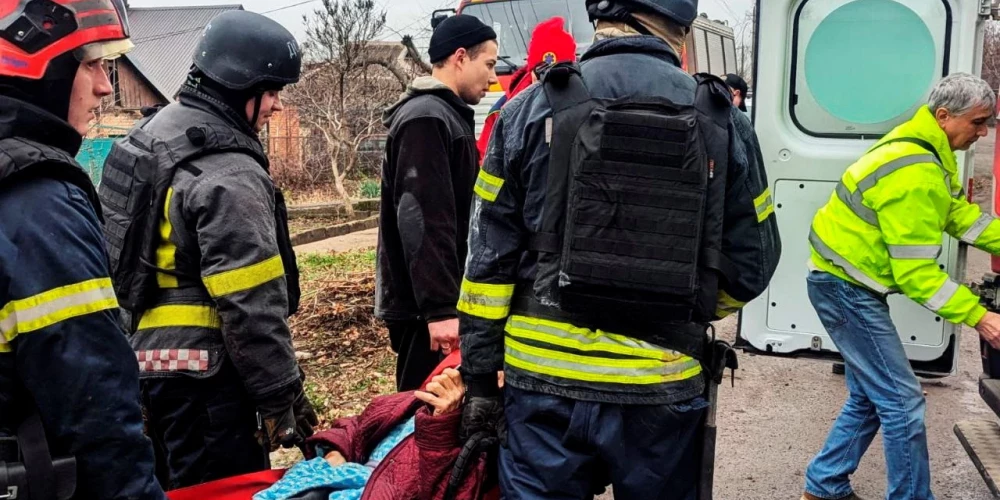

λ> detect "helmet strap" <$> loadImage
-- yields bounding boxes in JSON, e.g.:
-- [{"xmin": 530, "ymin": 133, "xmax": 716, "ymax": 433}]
[
  {"xmin": 624, "ymin": 15, "xmax": 654, "ymax": 36},
  {"xmin": 249, "ymin": 93, "xmax": 263, "ymax": 130}
]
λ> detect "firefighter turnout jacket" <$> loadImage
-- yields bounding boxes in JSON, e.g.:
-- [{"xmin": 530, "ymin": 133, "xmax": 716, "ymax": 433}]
[
  {"xmin": 458, "ymin": 36, "xmax": 778, "ymax": 405},
  {"xmin": 810, "ymin": 105, "xmax": 1000, "ymax": 328},
  {"xmin": 0, "ymin": 96, "xmax": 165, "ymax": 499},
  {"xmin": 107, "ymin": 88, "xmax": 302, "ymax": 402}
]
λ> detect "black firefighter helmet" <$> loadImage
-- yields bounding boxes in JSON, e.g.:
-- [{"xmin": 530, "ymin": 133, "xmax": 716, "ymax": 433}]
[
  {"xmin": 193, "ymin": 10, "xmax": 301, "ymax": 91},
  {"xmin": 586, "ymin": 0, "xmax": 698, "ymax": 28}
]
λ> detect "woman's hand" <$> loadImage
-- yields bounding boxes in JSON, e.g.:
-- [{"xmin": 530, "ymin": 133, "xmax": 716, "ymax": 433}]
[
  {"xmin": 325, "ymin": 450, "xmax": 346, "ymax": 467},
  {"xmin": 414, "ymin": 368, "xmax": 466, "ymax": 416}
]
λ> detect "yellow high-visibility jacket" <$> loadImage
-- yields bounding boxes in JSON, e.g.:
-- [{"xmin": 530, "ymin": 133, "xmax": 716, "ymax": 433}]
[{"xmin": 810, "ymin": 105, "xmax": 1000, "ymax": 327}]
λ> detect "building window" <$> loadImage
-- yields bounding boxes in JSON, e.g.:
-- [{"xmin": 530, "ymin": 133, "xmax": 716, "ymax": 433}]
[{"xmin": 790, "ymin": 0, "xmax": 950, "ymax": 138}]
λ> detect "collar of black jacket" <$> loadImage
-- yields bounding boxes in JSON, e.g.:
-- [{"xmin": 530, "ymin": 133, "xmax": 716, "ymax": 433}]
[
  {"xmin": 581, "ymin": 35, "xmax": 681, "ymax": 68},
  {"xmin": 176, "ymin": 84, "xmax": 263, "ymax": 140},
  {"xmin": 382, "ymin": 76, "xmax": 475, "ymax": 129},
  {"xmin": 0, "ymin": 95, "xmax": 83, "ymax": 155}
]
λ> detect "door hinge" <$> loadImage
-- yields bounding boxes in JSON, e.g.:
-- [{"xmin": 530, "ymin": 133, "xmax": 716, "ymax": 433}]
[
  {"xmin": 984, "ymin": 0, "xmax": 999, "ymax": 19},
  {"xmin": 811, "ymin": 336, "xmax": 823, "ymax": 351}
]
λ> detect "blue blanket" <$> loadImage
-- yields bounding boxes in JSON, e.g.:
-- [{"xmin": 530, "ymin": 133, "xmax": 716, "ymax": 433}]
[{"xmin": 254, "ymin": 416, "xmax": 416, "ymax": 500}]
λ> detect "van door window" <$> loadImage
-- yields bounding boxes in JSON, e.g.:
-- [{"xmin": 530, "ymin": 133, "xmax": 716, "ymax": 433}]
[{"xmin": 790, "ymin": 0, "xmax": 950, "ymax": 138}]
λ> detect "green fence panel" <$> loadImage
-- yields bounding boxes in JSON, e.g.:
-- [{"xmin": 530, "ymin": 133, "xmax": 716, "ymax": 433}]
[{"xmin": 77, "ymin": 138, "xmax": 117, "ymax": 186}]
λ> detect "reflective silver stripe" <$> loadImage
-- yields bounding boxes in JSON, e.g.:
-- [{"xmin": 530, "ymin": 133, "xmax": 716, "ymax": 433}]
[
  {"xmin": 458, "ymin": 292, "xmax": 510, "ymax": 307},
  {"xmin": 809, "ymin": 229, "xmax": 893, "ymax": 294},
  {"xmin": 886, "ymin": 244, "xmax": 942, "ymax": 260},
  {"xmin": 925, "ymin": 279, "xmax": 961, "ymax": 313},
  {"xmin": 836, "ymin": 154, "xmax": 942, "ymax": 227},
  {"xmin": 836, "ymin": 183, "xmax": 879, "ymax": 227},
  {"xmin": 962, "ymin": 215, "xmax": 995, "ymax": 245},
  {"xmin": 505, "ymin": 316, "xmax": 673, "ymax": 359},
  {"xmin": 756, "ymin": 195, "xmax": 773, "ymax": 216},
  {"xmin": 0, "ymin": 280, "xmax": 118, "ymax": 337},
  {"xmin": 856, "ymin": 154, "xmax": 940, "ymax": 192},
  {"xmin": 505, "ymin": 340, "xmax": 700, "ymax": 378}
]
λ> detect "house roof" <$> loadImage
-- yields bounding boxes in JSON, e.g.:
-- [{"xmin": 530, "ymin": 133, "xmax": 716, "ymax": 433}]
[{"xmin": 125, "ymin": 4, "xmax": 243, "ymax": 101}]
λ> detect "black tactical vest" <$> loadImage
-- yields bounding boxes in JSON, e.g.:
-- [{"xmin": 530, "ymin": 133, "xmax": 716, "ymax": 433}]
[
  {"xmin": 518, "ymin": 64, "xmax": 736, "ymax": 359},
  {"xmin": 99, "ymin": 113, "xmax": 301, "ymax": 320}
]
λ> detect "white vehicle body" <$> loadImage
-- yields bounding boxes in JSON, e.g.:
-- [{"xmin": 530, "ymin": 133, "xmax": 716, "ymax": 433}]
[{"xmin": 737, "ymin": 0, "xmax": 990, "ymax": 375}]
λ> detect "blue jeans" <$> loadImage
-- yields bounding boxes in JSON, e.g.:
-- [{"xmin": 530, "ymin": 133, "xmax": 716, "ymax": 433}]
[
  {"xmin": 498, "ymin": 384, "xmax": 708, "ymax": 500},
  {"xmin": 805, "ymin": 272, "xmax": 933, "ymax": 500}
]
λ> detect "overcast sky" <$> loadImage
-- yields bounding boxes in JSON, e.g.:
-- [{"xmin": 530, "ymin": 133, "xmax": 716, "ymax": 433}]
[{"xmin": 130, "ymin": 0, "xmax": 754, "ymax": 51}]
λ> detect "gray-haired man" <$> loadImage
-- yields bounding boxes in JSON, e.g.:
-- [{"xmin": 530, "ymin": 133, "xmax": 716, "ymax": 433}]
[{"xmin": 804, "ymin": 72, "xmax": 1000, "ymax": 500}]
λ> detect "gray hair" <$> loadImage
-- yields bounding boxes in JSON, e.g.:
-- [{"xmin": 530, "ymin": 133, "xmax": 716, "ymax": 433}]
[{"xmin": 927, "ymin": 73, "xmax": 996, "ymax": 123}]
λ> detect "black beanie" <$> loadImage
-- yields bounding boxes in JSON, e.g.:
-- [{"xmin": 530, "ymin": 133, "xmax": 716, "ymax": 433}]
[{"xmin": 428, "ymin": 15, "xmax": 498, "ymax": 64}]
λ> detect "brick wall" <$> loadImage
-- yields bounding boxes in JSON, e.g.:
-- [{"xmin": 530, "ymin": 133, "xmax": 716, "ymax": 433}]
[
  {"xmin": 267, "ymin": 107, "xmax": 305, "ymax": 176},
  {"xmin": 88, "ymin": 110, "xmax": 141, "ymax": 138}
]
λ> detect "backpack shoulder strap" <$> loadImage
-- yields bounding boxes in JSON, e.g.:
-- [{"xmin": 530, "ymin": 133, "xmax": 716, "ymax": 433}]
[
  {"xmin": 693, "ymin": 73, "xmax": 735, "ymax": 127},
  {"xmin": 693, "ymin": 73, "xmax": 741, "ymax": 287},
  {"xmin": 531, "ymin": 63, "xmax": 598, "ymax": 254}
]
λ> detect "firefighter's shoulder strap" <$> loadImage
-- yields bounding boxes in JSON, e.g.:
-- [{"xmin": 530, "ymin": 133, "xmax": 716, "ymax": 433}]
[
  {"xmin": 529, "ymin": 63, "xmax": 597, "ymax": 254},
  {"xmin": 0, "ymin": 137, "xmax": 101, "ymax": 219}
]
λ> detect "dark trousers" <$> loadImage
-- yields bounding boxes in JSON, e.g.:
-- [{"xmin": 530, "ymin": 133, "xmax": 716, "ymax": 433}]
[
  {"xmin": 142, "ymin": 362, "xmax": 269, "ymax": 490},
  {"xmin": 387, "ymin": 319, "xmax": 442, "ymax": 391},
  {"xmin": 499, "ymin": 385, "xmax": 708, "ymax": 500}
]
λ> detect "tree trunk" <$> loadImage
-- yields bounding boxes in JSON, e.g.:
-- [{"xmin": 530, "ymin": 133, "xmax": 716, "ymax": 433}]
[{"xmin": 329, "ymin": 143, "xmax": 354, "ymax": 216}]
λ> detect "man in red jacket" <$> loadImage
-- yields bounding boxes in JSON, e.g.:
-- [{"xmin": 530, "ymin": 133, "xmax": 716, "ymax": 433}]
[{"xmin": 476, "ymin": 17, "xmax": 577, "ymax": 161}]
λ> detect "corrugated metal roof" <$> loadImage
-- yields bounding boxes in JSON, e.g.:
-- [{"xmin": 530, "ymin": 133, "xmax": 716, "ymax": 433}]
[{"xmin": 125, "ymin": 4, "xmax": 244, "ymax": 101}]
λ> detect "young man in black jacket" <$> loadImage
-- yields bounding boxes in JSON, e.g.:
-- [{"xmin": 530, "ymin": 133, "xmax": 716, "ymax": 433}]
[{"xmin": 377, "ymin": 15, "xmax": 498, "ymax": 391}]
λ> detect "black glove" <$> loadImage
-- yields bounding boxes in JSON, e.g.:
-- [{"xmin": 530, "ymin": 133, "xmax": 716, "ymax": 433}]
[
  {"xmin": 257, "ymin": 382, "xmax": 317, "ymax": 452},
  {"xmin": 459, "ymin": 374, "xmax": 506, "ymax": 446},
  {"xmin": 293, "ymin": 388, "xmax": 319, "ymax": 441}
]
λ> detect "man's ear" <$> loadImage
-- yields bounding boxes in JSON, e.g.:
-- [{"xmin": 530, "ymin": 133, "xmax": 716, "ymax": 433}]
[
  {"xmin": 935, "ymin": 107, "xmax": 950, "ymax": 122},
  {"xmin": 454, "ymin": 48, "xmax": 468, "ymax": 67}
]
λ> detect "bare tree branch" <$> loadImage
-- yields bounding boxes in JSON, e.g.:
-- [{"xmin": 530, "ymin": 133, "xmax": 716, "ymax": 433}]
[
  {"xmin": 350, "ymin": 53, "xmax": 412, "ymax": 90},
  {"xmin": 402, "ymin": 35, "xmax": 433, "ymax": 75},
  {"xmin": 282, "ymin": 0, "xmax": 404, "ymax": 209}
]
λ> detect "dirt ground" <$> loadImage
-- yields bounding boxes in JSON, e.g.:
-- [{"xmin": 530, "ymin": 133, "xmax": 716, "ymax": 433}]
[{"xmin": 290, "ymin": 129, "xmax": 1000, "ymax": 498}]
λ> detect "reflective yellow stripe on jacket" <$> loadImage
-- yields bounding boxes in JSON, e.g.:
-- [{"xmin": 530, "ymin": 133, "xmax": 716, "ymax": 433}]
[
  {"xmin": 0, "ymin": 277, "xmax": 119, "ymax": 352},
  {"xmin": 504, "ymin": 315, "xmax": 702, "ymax": 386},
  {"xmin": 755, "ymin": 188, "xmax": 774, "ymax": 223},
  {"xmin": 457, "ymin": 278, "xmax": 514, "ymax": 320},
  {"xmin": 157, "ymin": 187, "xmax": 179, "ymax": 288},
  {"xmin": 716, "ymin": 290, "xmax": 746, "ymax": 320},
  {"xmin": 473, "ymin": 169, "xmax": 504, "ymax": 203},
  {"xmin": 138, "ymin": 304, "xmax": 222, "ymax": 330},
  {"xmin": 809, "ymin": 105, "xmax": 988, "ymax": 327},
  {"xmin": 202, "ymin": 254, "xmax": 285, "ymax": 298}
]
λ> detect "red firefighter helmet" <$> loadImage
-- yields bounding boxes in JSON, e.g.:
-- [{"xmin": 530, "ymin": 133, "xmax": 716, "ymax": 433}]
[{"xmin": 0, "ymin": 0, "xmax": 132, "ymax": 80}]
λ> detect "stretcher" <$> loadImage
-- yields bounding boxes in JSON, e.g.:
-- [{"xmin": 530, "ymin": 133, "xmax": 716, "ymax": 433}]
[{"xmin": 165, "ymin": 351, "xmax": 464, "ymax": 500}]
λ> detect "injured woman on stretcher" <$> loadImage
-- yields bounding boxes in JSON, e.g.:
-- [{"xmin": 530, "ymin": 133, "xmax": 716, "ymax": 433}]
[{"xmin": 251, "ymin": 353, "xmax": 500, "ymax": 500}]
